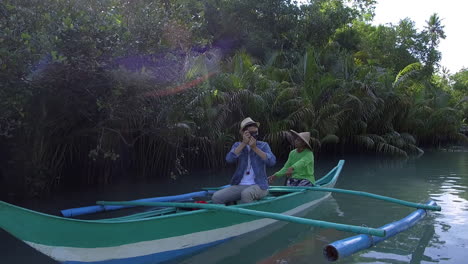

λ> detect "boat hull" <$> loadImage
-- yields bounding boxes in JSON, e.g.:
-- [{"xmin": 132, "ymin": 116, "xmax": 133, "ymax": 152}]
[{"xmin": 0, "ymin": 161, "xmax": 344, "ymax": 263}]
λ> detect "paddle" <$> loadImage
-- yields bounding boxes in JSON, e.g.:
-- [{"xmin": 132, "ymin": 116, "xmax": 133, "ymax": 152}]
[{"xmin": 97, "ymin": 201, "xmax": 386, "ymax": 237}]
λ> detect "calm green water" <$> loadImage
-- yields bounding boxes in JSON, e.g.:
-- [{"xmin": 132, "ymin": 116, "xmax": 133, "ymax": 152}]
[{"xmin": 1, "ymin": 150, "xmax": 467, "ymax": 263}]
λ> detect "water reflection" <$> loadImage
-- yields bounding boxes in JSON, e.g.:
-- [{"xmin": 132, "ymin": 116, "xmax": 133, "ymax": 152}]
[
  {"xmin": 238, "ymin": 151, "xmax": 468, "ymax": 264},
  {"xmin": 171, "ymin": 197, "xmax": 343, "ymax": 264},
  {"xmin": 409, "ymin": 223, "xmax": 436, "ymax": 264},
  {"xmin": 341, "ymin": 151, "xmax": 468, "ymax": 264},
  {"xmin": 346, "ymin": 220, "xmax": 437, "ymax": 264}
]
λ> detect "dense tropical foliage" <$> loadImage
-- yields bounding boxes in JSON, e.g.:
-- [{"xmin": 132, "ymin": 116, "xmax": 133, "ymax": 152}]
[{"xmin": 0, "ymin": 0, "xmax": 466, "ymax": 198}]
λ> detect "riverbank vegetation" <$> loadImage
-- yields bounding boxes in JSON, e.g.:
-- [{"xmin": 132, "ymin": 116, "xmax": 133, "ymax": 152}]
[{"xmin": 1, "ymin": 0, "xmax": 467, "ymax": 198}]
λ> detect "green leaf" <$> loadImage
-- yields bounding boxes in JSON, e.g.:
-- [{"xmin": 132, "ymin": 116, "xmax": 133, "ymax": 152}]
[
  {"xmin": 21, "ymin": 32, "xmax": 31, "ymax": 40},
  {"xmin": 51, "ymin": 51, "xmax": 58, "ymax": 60}
]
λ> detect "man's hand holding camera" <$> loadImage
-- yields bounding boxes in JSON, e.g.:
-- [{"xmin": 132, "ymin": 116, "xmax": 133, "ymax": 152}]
[
  {"xmin": 248, "ymin": 135, "xmax": 257, "ymax": 149},
  {"xmin": 242, "ymin": 131, "xmax": 251, "ymax": 145},
  {"xmin": 235, "ymin": 129, "xmax": 266, "ymax": 160}
]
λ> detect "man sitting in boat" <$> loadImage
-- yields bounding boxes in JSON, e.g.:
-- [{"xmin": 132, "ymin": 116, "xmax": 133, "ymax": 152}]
[
  {"xmin": 212, "ymin": 117, "xmax": 276, "ymax": 204},
  {"xmin": 268, "ymin": 130, "xmax": 315, "ymax": 187}
]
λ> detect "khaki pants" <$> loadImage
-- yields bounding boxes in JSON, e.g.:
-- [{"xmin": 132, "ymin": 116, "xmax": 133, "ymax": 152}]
[{"xmin": 212, "ymin": 185, "xmax": 268, "ymax": 204}]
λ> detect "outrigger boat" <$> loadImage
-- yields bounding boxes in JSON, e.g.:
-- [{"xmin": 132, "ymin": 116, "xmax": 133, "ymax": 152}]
[{"xmin": 0, "ymin": 160, "xmax": 440, "ymax": 263}]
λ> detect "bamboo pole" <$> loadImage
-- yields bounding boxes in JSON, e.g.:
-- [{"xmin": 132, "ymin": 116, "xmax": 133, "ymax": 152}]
[
  {"xmin": 270, "ymin": 186, "xmax": 441, "ymax": 211},
  {"xmin": 203, "ymin": 186, "xmax": 441, "ymax": 211},
  {"xmin": 97, "ymin": 201, "xmax": 386, "ymax": 237}
]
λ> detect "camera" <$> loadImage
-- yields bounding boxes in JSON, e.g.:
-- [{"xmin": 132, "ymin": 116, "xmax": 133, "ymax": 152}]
[{"xmin": 251, "ymin": 132, "xmax": 259, "ymax": 139}]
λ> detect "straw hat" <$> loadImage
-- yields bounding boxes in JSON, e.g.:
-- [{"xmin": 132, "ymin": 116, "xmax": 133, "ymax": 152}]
[
  {"xmin": 239, "ymin": 117, "xmax": 260, "ymax": 131},
  {"xmin": 290, "ymin": 130, "xmax": 312, "ymax": 150}
]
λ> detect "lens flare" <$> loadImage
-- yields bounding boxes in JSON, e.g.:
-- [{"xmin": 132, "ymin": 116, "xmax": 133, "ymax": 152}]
[{"xmin": 144, "ymin": 71, "xmax": 217, "ymax": 97}]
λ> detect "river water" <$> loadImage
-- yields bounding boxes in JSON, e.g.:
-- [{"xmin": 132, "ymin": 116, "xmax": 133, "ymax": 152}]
[{"xmin": 1, "ymin": 150, "xmax": 467, "ymax": 263}]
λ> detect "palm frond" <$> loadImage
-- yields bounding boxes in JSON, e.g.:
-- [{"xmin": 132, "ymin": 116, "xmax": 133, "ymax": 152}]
[
  {"xmin": 393, "ymin": 62, "xmax": 423, "ymax": 88},
  {"xmin": 310, "ymin": 137, "xmax": 321, "ymax": 151},
  {"xmin": 321, "ymin": 134, "xmax": 340, "ymax": 144},
  {"xmin": 383, "ymin": 132, "xmax": 406, "ymax": 149},
  {"xmin": 264, "ymin": 130, "xmax": 292, "ymax": 155},
  {"xmin": 402, "ymin": 143, "xmax": 425, "ymax": 156},
  {"xmin": 367, "ymin": 134, "xmax": 387, "ymax": 144},
  {"xmin": 286, "ymin": 106, "xmax": 315, "ymax": 128},
  {"xmin": 400, "ymin": 132, "xmax": 416, "ymax": 145},
  {"xmin": 273, "ymin": 86, "xmax": 300, "ymax": 108},
  {"xmin": 233, "ymin": 51, "xmax": 254, "ymax": 77},
  {"xmin": 186, "ymin": 89, "xmax": 214, "ymax": 108},
  {"xmin": 376, "ymin": 142, "xmax": 408, "ymax": 158},
  {"xmin": 315, "ymin": 103, "xmax": 346, "ymax": 135},
  {"xmin": 353, "ymin": 135, "xmax": 375, "ymax": 149},
  {"xmin": 343, "ymin": 94, "xmax": 363, "ymax": 112},
  {"xmin": 303, "ymin": 47, "xmax": 321, "ymax": 82}
]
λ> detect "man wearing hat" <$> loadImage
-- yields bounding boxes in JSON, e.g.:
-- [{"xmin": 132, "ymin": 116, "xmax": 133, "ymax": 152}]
[
  {"xmin": 268, "ymin": 130, "xmax": 315, "ymax": 187},
  {"xmin": 212, "ymin": 117, "xmax": 276, "ymax": 204}
]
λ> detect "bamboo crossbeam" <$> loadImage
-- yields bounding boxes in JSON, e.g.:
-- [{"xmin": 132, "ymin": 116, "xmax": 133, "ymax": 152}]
[{"xmin": 97, "ymin": 201, "xmax": 386, "ymax": 237}]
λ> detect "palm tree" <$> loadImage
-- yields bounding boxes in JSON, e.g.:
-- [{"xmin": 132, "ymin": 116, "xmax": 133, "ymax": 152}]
[{"xmin": 422, "ymin": 13, "xmax": 446, "ymax": 74}]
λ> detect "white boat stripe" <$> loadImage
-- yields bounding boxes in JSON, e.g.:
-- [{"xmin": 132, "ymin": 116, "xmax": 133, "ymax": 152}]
[{"xmin": 25, "ymin": 194, "xmax": 330, "ymax": 263}]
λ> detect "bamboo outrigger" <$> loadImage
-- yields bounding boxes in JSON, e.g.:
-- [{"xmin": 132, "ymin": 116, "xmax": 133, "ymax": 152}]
[{"xmin": 324, "ymin": 200, "xmax": 438, "ymax": 261}]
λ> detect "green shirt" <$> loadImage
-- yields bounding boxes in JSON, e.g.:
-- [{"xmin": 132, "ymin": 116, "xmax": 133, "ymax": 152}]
[{"xmin": 274, "ymin": 148, "xmax": 315, "ymax": 184}]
